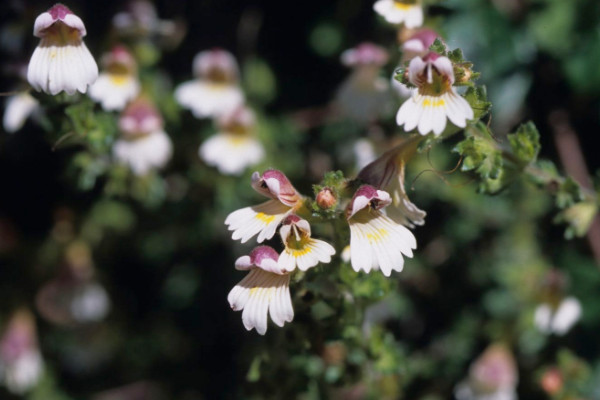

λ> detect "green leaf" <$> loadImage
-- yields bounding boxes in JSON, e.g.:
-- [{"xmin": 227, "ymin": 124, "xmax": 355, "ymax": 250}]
[{"xmin": 507, "ymin": 122, "xmax": 541, "ymax": 165}]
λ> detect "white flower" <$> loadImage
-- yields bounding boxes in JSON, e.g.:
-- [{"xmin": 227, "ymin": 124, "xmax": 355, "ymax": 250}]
[
  {"xmin": 89, "ymin": 46, "xmax": 140, "ymax": 111},
  {"xmin": 3, "ymin": 92, "xmax": 39, "ymax": 133},
  {"xmin": 336, "ymin": 43, "xmax": 391, "ymax": 123},
  {"xmin": 27, "ymin": 4, "xmax": 98, "ymax": 95},
  {"xmin": 113, "ymin": 130, "xmax": 172, "ymax": 176},
  {"xmin": 396, "ymin": 53, "xmax": 473, "ymax": 136},
  {"xmin": 373, "ymin": 0, "xmax": 423, "ymax": 28},
  {"xmin": 347, "ymin": 185, "xmax": 416, "ymax": 276},
  {"xmin": 199, "ymin": 106, "xmax": 264, "ymax": 175},
  {"xmin": 225, "ymin": 170, "xmax": 304, "ymax": 243},
  {"xmin": 112, "ymin": 0, "xmax": 179, "ymax": 42},
  {"xmin": 175, "ymin": 49, "xmax": 244, "ymax": 118},
  {"xmin": 455, "ymin": 344, "xmax": 518, "ymax": 400},
  {"xmin": 113, "ymin": 98, "xmax": 172, "ymax": 175},
  {"xmin": 69, "ymin": 283, "xmax": 111, "ymax": 323},
  {"xmin": 0, "ymin": 310, "xmax": 43, "ymax": 394},
  {"xmin": 278, "ymin": 215, "xmax": 335, "ymax": 272},
  {"xmin": 227, "ymin": 246, "xmax": 293, "ymax": 335},
  {"xmin": 534, "ymin": 296, "xmax": 581, "ymax": 335}
]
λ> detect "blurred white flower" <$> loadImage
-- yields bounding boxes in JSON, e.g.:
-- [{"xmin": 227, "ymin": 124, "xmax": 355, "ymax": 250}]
[
  {"xmin": 373, "ymin": 0, "xmax": 423, "ymax": 28},
  {"xmin": 225, "ymin": 170, "xmax": 304, "ymax": 243},
  {"xmin": 227, "ymin": 246, "xmax": 293, "ymax": 335},
  {"xmin": 3, "ymin": 92, "xmax": 39, "ymax": 133},
  {"xmin": 0, "ymin": 310, "xmax": 43, "ymax": 395},
  {"xmin": 397, "ymin": 53, "xmax": 473, "ymax": 136},
  {"xmin": 27, "ymin": 4, "xmax": 98, "ymax": 95},
  {"xmin": 113, "ymin": 98, "xmax": 172, "ymax": 175},
  {"xmin": 336, "ymin": 43, "xmax": 391, "ymax": 124},
  {"xmin": 346, "ymin": 185, "xmax": 416, "ymax": 276},
  {"xmin": 278, "ymin": 215, "xmax": 335, "ymax": 272},
  {"xmin": 89, "ymin": 46, "xmax": 140, "ymax": 111},
  {"xmin": 199, "ymin": 106, "xmax": 264, "ymax": 175},
  {"xmin": 534, "ymin": 296, "xmax": 581, "ymax": 335},
  {"xmin": 175, "ymin": 49, "xmax": 244, "ymax": 118},
  {"xmin": 455, "ymin": 344, "xmax": 518, "ymax": 400}
]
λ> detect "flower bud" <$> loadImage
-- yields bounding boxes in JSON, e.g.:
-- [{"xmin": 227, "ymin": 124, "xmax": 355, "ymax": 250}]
[
  {"xmin": 540, "ymin": 368, "xmax": 563, "ymax": 395},
  {"xmin": 316, "ymin": 187, "xmax": 337, "ymax": 210}
]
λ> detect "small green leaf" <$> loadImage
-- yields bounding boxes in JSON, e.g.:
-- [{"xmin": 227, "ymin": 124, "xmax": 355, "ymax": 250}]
[{"xmin": 508, "ymin": 122, "xmax": 540, "ymax": 165}]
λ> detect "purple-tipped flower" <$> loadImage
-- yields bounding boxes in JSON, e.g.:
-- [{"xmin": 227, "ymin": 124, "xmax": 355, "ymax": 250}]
[
  {"xmin": 455, "ymin": 344, "xmax": 518, "ymax": 400},
  {"xmin": 89, "ymin": 45, "xmax": 140, "ymax": 111},
  {"xmin": 27, "ymin": 3, "xmax": 98, "ymax": 95},
  {"xmin": 113, "ymin": 98, "xmax": 173, "ymax": 175},
  {"xmin": 0, "ymin": 310, "xmax": 44, "ymax": 394},
  {"xmin": 346, "ymin": 185, "xmax": 416, "ymax": 276},
  {"xmin": 340, "ymin": 42, "xmax": 389, "ymax": 67},
  {"xmin": 225, "ymin": 170, "xmax": 304, "ymax": 243},
  {"xmin": 227, "ymin": 246, "xmax": 294, "ymax": 335},
  {"xmin": 175, "ymin": 49, "xmax": 244, "ymax": 118},
  {"xmin": 278, "ymin": 215, "xmax": 336, "ymax": 272},
  {"xmin": 396, "ymin": 52, "xmax": 474, "ymax": 136},
  {"xmin": 373, "ymin": 0, "xmax": 423, "ymax": 28},
  {"xmin": 336, "ymin": 43, "xmax": 391, "ymax": 123}
]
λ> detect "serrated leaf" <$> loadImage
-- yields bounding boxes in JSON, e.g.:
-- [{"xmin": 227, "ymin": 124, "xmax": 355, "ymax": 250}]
[
  {"xmin": 555, "ymin": 177, "xmax": 584, "ymax": 209},
  {"xmin": 429, "ymin": 38, "xmax": 447, "ymax": 55},
  {"xmin": 508, "ymin": 122, "xmax": 540, "ymax": 165},
  {"xmin": 464, "ymin": 86, "xmax": 492, "ymax": 119}
]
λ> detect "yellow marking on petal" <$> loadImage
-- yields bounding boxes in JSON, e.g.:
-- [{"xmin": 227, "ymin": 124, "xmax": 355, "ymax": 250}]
[
  {"xmin": 207, "ymin": 83, "xmax": 228, "ymax": 92},
  {"xmin": 422, "ymin": 98, "xmax": 445, "ymax": 107},
  {"xmin": 249, "ymin": 287, "xmax": 273, "ymax": 301},
  {"xmin": 393, "ymin": 2, "xmax": 413, "ymax": 10},
  {"xmin": 225, "ymin": 136, "xmax": 248, "ymax": 147},
  {"xmin": 109, "ymin": 74, "xmax": 129, "ymax": 87},
  {"xmin": 366, "ymin": 228, "xmax": 389, "ymax": 244},
  {"xmin": 291, "ymin": 247, "xmax": 313, "ymax": 257},
  {"xmin": 255, "ymin": 212, "xmax": 275, "ymax": 224}
]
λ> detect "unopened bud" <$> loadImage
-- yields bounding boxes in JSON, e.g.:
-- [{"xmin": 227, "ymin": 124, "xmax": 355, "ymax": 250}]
[
  {"xmin": 316, "ymin": 187, "xmax": 337, "ymax": 209},
  {"xmin": 540, "ymin": 368, "xmax": 563, "ymax": 395}
]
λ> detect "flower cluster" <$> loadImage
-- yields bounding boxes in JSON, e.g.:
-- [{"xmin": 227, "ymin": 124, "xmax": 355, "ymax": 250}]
[
  {"xmin": 225, "ymin": 138, "xmax": 423, "ymax": 333},
  {"xmin": 175, "ymin": 49, "xmax": 265, "ymax": 175}
]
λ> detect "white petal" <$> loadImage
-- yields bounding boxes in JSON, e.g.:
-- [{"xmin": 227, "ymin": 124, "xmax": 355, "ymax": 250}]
[
  {"xmin": 224, "ymin": 200, "xmax": 291, "ymax": 243},
  {"xmin": 113, "ymin": 130, "xmax": 173, "ymax": 175},
  {"xmin": 551, "ymin": 297, "xmax": 581, "ymax": 335},
  {"xmin": 3, "ymin": 93, "xmax": 39, "ymax": 133}
]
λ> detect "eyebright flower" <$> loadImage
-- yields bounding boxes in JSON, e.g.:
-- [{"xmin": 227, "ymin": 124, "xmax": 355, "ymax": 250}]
[
  {"xmin": 27, "ymin": 3, "xmax": 98, "ymax": 95},
  {"xmin": 373, "ymin": 0, "xmax": 423, "ymax": 28},
  {"xmin": 0, "ymin": 310, "xmax": 44, "ymax": 395},
  {"xmin": 357, "ymin": 137, "xmax": 426, "ymax": 227},
  {"xmin": 3, "ymin": 92, "xmax": 39, "ymax": 133},
  {"xmin": 227, "ymin": 246, "xmax": 293, "ymax": 335},
  {"xmin": 175, "ymin": 49, "xmax": 244, "ymax": 118},
  {"xmin": 534, "ymin": 297, "xmax": 581, "ymax": 336},
  {"xmin": 396, "ymin": 52, "xmax": 474, "ymax": 136},
  {"xmin": 455, "ymin": 344, "xmax": 518, "ymax": 400},
  {"xmin": 35, "ymin": 243, "xmax": 110, "ymax": 326},
  {"xmin": 336, "ymin": 43, "xmax": 391, "ymax": 124},
  {"xmin": 112, "ymin": 0, "xmax": 181, "ymax": 45},
  {"xmin": 277, "ymin": 215, "xmax": 335, "ymax": 272},
  {"xmin": 89, "ymin": 46, "xmax": 140, "ymax": 111},
  {"xmin": 113, "ymin": 98, "xmax": 173, "ymax": 175},
  {"xmin": 346, "ymin": 185, "xmax": 416, "ymax": 276},
  {"xmin": 199, "ymin": 106, "xmax": 264, "ymax": 175},
  {"xmin": 225, "ymin": 170, "xmax": 304, "ymax": 243}
]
